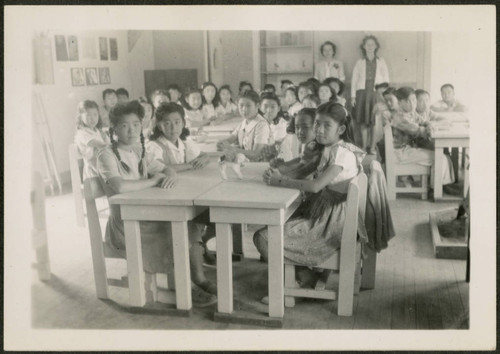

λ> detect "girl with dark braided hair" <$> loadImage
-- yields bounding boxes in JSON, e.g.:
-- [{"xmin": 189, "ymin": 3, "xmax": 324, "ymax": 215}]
[{"xmin": 96, "ymin": 100, "xmax": 217, "ymax": 307}]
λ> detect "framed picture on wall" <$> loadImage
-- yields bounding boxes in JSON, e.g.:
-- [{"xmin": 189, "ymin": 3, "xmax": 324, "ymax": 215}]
[
  {"xmin": 85, "ymin": 67, "xmax": 99, "ymax": 85},
  {"xmin": 67, "ymin": 35, "xmax": 79, "ymax": 61},
  {"xmin": 99, "ymin": 67, "xmax": 111, "ymax": 85},
  {"xmin": 54, "ymin": 35, "xmax": 69, "ymax": 61},
  {"xmin": 109, "ymin": 38, "xmax": 118, "ymax": 60},
  {"xmin": 70, "ymin": 68, "xmax": 85, "ymax": 86},
  {"xmin": 99, "ymin": 37, "xmax": 108, "ymax": 60}
]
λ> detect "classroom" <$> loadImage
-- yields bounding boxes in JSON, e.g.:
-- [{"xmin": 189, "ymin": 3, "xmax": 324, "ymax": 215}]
[{"xmin": 5, "ymin": 5, "xmax": 496, "ymax": 352}]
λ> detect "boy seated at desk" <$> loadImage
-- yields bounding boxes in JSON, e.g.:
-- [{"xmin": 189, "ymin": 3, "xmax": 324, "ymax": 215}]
[{"xmin": 430, "ymin": 83, "xmax": 468, "ymax": 113}]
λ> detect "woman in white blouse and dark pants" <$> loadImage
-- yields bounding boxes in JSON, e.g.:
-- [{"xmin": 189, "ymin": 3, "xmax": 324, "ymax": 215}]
[{"xmin": 351, "ymin": 35, "xmax": 390, "ymax": 152}]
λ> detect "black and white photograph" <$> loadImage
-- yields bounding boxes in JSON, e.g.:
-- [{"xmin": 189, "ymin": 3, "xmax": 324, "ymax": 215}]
[
  {"xmin": 70, "ymin": 67, "xmax": 85, "ymax": 86},
  {"xmin": 98, "ymin": 67, "xmax": 111, "ymax": 85},
  {"xmin": 4, "ymin": 4, "xmax": 496, "ymax": 352},
  {"xmin": 84, "ymin": 67, "xmax": 98, "ymax": 85}
]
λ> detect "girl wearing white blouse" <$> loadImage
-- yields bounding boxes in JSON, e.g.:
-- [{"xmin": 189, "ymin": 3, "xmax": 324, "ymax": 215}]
[
  {"xmin": 351, "ymin": 35, "xmax": 390, "ymax": 152},
  {"xmin": 314, "ymin": 41, "xmax": 346, "ymax": 82}
]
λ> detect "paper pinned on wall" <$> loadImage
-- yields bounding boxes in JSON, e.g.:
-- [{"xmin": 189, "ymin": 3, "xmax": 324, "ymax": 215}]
[
  {"xmin": 99, "ymin": 37, "xmax": 108, "ymax": 60},
  {"xmin": 54, "ymin": 35, "xmax": 69, "ymax": 61},
  {"xmin": 109, "ymin": 38, "xmax": 118, "ymax": 60},
  {"xmin": 82, "ymin": 37, "xmax": 97, "ymax": 60},
  {"xmin": 67, "ymin": 35, "xmax": 79, "ymax": 61}
]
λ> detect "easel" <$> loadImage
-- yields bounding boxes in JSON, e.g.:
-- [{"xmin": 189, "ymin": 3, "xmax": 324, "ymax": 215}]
[{"xmin": 33, "ymin": 87, "xmax": 62, "ymax": 195}]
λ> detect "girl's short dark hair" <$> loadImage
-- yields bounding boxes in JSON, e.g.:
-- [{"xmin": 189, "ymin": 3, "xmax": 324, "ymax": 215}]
[
  {"xmin": 108, "ymin": 100, "xmax": 147, "ymax": 175},
  {"xmin": 320, "ymin": 41, "xmax": 337, "ymax": 57},
  {"xmin": 298, "ymin": 81, "xmax": 317, "ymax": 96},
  {"xmin": 150, "ymin": 89, "xmax": 169, "ymax": 103},
  {"xmin": 415, "ymin": 89, "xmax": 430, "ymax": 98},
  {"xmin": 318, "ymin": 83, "xmax": 337, "ymax": 101},
  {"xmin": 149, "ymin": 102, "xmax": 190, "ymax": 141},
  {"xmin": 219, "ymin": 85, "xmax": 235, "ymax": 103},
  {"xmin": 182, "ymin": 87, "xmax": 203, "ymax": 110},
  {"xmin": 395, "ymin": 87, "xmax": 415, "ymax": 101},
  {"xmin": 303, "ymin": 94, "xmax": 321, "ymax": 106},
  {"xmin": 287, "ymin": 107, "xmax": 316, "ymax": 134},
  {"xmin": 285, "ymin": 86, "xmax": 299, "ymax": 101},
  {"xmin": 323, "ymin": 77, "xmax": 345, "ymax": 96},
  {"xmin": 263, "ymin": 83, "xmax": 276, "ymax": 91},
  {"xmin": 375, "ymin": 82, "xmax": 390, "ymax": 91},
  {"xmin": 201, "ymin": 81, "xmax": 219, "ymax": 107},
  {"xmin": 281, "ymin": 79, "xmax": 293, "ymax": 87},
  {"xmin": 76, "ymin": 100, "xmax": 102, "ymax": 130},
  {"xmin": 239, "ymin": 90, "xmax": 260, "ymax": 105},
  {"xmin": 383, "ymin": 87, "xmax": 397, "ymax": 97},
  {"xmin": 360, "ymin": 35, "xmax": 381, "ymax": 58},
  {"xmin": 116, "ymin": 88, "xmax": 129, "ymax": 98},
  {"xmin": 316, "ymin": 101, "xmax": 353, "ymax": 143},
  {"xmin": 109, "ymin": 100, "xmax": 145, "ymax": 126},
  {"xmin": 239, "ymin": 81, "xmax": 253, "ymax": 92}
]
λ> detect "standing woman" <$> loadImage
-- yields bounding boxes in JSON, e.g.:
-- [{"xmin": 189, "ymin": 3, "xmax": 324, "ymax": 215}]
[
  {"xmin": 314, "ymin": 41, "xmax": 345, "ymax": 82},
  {"xmin": 351, "ymin": 35, "xmax": 390, "ymax": 152}
]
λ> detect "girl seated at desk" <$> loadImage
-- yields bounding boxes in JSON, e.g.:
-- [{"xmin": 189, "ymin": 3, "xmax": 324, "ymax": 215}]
[
  {"xmin": 146, "ymin": 102, "xmax": 210, "ymax": 171},
  {"xmin": 272, "ymin": 107, "xmax": 323, "ymax": 177},
  {"xmin": 74, "ymin": 100, "xmax": 110, "ymax": 180},
  {"xmin": 253, "ymin": 102, "xmax": 368, "ymax": 295},
  {"xmin": 214, "ymin": 85, "xmax": 239, "ymax": 122},
  {"xmin": 216, "ymin": 90, "xmax": 272, "ymax": 161},
  {"xmin": 96, "ymin": 100, "xmax": 217, "ymax": 307}
]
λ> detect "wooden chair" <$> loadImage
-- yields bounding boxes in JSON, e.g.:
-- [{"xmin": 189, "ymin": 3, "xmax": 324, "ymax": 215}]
[
  {"xmin": 69, "ymin": 144, "xmax": 108, "ymax": 227},
  {"xmin": 83, "ymin": 177, "xmax": 174, "ymax": 304},
  {"xmin": 284, "ymin": 172, "xmax": 368, "ymax": 316},
  {"xmin": 384, "ymin": 125, "xmax": 431, "ymax": 200}
]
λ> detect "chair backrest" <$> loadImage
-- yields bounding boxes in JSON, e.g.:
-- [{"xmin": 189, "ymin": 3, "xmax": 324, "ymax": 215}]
[
  {"xmin": 68, "ymin": 143, "xmax": 85, "ymax": 184},
  {"xmin": 83, "ymin": 177, "xmax": 107, "ymax": 257},
  {"xmin": 341, "ymin": 172, "xmax": 368, "ymax": 244},
  {"xmin": 383, "ymin": 124, "xmax": 395, "ymax": 174}
]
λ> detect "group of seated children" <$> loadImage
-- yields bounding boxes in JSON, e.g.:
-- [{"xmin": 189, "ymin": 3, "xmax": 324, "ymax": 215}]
[{"xmin": 73, "ymin": 77, "xmax": 465, "ymax": 307}]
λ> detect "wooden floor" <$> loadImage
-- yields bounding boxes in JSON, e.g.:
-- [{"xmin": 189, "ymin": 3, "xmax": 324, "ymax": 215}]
[{"xmin": 32, "ymin": 184, "xmax": 469, "ymax": 330}]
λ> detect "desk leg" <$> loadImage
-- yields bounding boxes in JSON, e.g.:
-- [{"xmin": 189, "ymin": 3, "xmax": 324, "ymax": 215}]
[
  {"xmin": 124, "ymin": 220, "xmax": 146, "ymax": 307},
  {"xmin": 434, "ymin": 147, "xmax": 443, "ymax": 199},
  {"xmin": 463, "ymin": 148, "xmax": 469, "ymax": 197},
  {"xmin": 268, "ymin": 225, "xmax": 284, "ymax": 318},
  {"xmin": 171, "ymin": 221, "xmax": 192, "ymax": 311},
  {"xmin": 216, "ymin": 223, "xmax": 233, "ymax": 313}
]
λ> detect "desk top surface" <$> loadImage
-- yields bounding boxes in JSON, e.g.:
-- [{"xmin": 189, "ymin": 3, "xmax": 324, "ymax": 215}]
[
  {"xmin": 109, "ymin": 161, "xmax": 223, "ymax": 206},
  {"xmin": 201, "ymin": 117, "xmax": 243, "ymax": 133},
  {"xmin": 430, "ymin": 121, "xmax": 470, "ymax": 139},
  {"xmin": 195, "ymin": 163, "xmax": 301, "ymax": 210}
]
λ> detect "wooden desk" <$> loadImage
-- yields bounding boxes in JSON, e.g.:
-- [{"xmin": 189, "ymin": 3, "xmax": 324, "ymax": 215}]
[
  {"xmin": 109, "ymin": 162, "xmax": 222, "ymax": 311},
  {"xmin": 195, "ymin": 163, "xmax": 301, "ymax": 325},
  {"xmin": 430, "ymin": 123, "xmax": 469, "ymax": 201},
  {"xmin": 201, "ymin": 117, "xmax": 242, "ymax": 134}
]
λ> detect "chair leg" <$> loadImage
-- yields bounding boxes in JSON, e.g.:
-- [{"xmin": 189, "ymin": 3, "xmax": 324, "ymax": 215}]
[
  {"xmin": 361, "ymin": 247, "xmax": 377, "ymax": 290},
  {"xmin": 387, "ymin": 173, "xmax": 396, "ymax": 200},
  {"xmin": 166, "ymin": 266, "xmax": 176, "ymax": 290},
  {"xmin": 284, "ymin": 264, "xmax": 296, "ymax": 308},
  {"xmin": 421, "ymin": 174, "xmax": 428, "ymax": 200},
  {"xmin": 144, "ymin": 272, "xmax": 158, "ymax": 303}
]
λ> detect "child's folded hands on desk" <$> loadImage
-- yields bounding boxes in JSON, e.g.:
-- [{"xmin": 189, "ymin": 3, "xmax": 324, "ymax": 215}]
[
  {"xmin": 263, "ymin": 167, "xmax": 282, "ymax": 185},
  {"xmin": 189, "ymin": 153, "xmax": 210, "ymax": 170}
]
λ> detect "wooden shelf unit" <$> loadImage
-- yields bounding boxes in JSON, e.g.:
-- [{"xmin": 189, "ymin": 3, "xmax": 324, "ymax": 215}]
[{"xmin": 259, "ymin": 31, "xmax": 314, "ymax": 91}]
